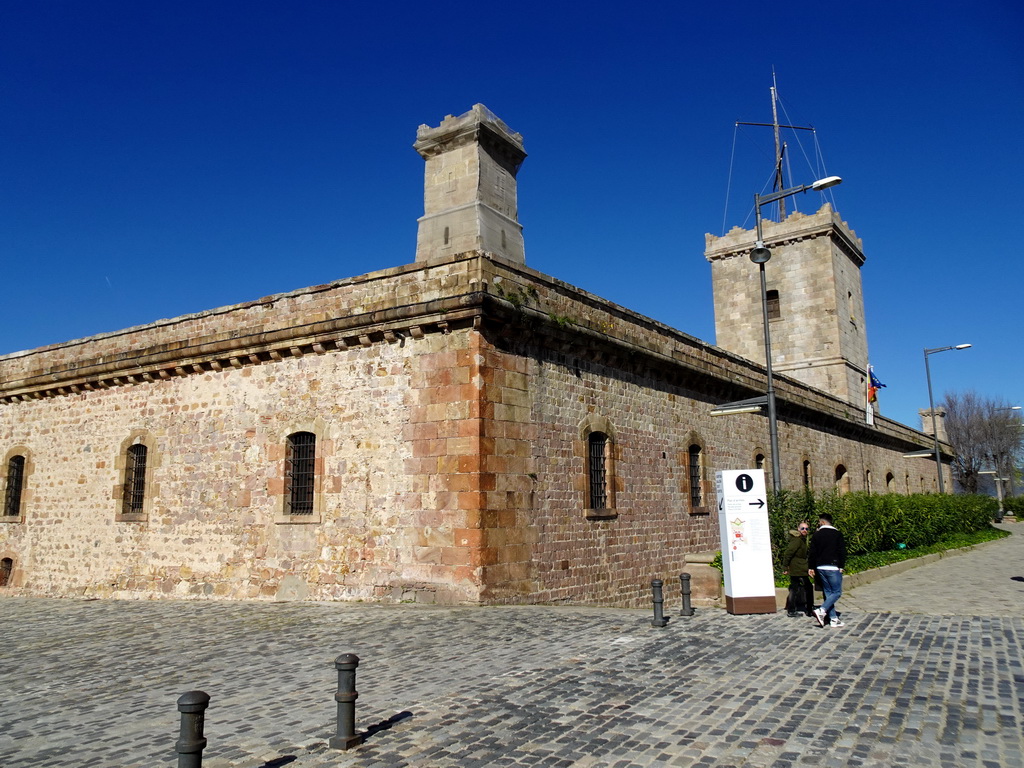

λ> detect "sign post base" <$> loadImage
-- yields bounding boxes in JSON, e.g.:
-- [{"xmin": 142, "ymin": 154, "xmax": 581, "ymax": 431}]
[{"xmin": 725, "ymin": 594, "xmax": 777, "ymax": 615}]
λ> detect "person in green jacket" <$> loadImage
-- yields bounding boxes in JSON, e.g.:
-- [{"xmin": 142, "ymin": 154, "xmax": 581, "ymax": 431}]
[{"xmin": 782, "ymin": 520, "xmax": 814, "ymax": 617}]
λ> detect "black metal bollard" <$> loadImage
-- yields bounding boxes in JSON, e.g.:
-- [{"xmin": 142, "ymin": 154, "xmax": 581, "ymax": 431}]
[
  {"xmin": 175, "ymin": 691, "xmax": 210, "ymax": 768},
  {"xmin": 330, "ymin": 653, "xmax": 364, "ymax": 750},
  {"xmin": 651, "ymin": 579, "xmax": 669, "ymax": 627},
  {"xmin": 679, "ymin": 572, "xmax": 695, "ymax": 616}
]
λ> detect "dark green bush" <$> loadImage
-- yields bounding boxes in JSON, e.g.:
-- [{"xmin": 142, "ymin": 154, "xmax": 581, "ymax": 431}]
[
  {"xmin": 767, "ymin": 491, "xmax": 999, "ymax": 580},
  {"xmin": 1003, "ymin": 496, "xmax": 1024, "ymax": 516}
]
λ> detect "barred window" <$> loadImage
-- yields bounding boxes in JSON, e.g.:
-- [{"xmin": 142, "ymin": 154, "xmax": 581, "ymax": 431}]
[
  {"xmin": 285, "ymin": 432, "xmax": 316, "ymax": 515},
  {"xmin": 688, "ymin": 445, "xmax": 703, "ymax": 508},
  {"xmin": 4, "ymin": 455, "xmax": 25, "ymax": 517},
  {"xmin": 122, "ymin": 444, "xmax": 148, "ymax": 516},
  {"xmin": 587, "ymin": 432, "xmax": 608, "ymax": 510}
]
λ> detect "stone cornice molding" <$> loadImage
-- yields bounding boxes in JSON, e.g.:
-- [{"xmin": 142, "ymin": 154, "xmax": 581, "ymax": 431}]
[
  {"xmin": 704, "ymin": 205, "xmax": 865, "ymax": 268},
  {"xmin": 413, "ymin": 104, "xmax": 526, "ymax": 172}
]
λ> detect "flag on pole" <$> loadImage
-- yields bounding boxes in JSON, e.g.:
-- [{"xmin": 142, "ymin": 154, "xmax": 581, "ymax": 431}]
[{"xmin": 868, "ymin": 366, "xmax": 886, "ymax": 403}]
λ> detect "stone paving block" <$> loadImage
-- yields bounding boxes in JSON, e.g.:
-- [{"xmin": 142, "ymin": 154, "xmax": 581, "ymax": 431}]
[{"xmin": 4, "ymin": 528, "xmax": 1024, "ymax": 766}]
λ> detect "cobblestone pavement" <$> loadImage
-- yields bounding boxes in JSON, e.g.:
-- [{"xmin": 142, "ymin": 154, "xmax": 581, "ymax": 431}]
[{"xmin": 3, "ymin": 527, "xmax": 1023, "ymax": 768}]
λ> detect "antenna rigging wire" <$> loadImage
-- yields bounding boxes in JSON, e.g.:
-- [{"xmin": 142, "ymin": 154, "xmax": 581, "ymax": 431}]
[{"xmin": 722, "ymin": 124, "xmax": 739, "ymax": 236}]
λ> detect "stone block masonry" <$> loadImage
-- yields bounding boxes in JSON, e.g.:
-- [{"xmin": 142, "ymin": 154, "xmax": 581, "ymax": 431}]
[{"xmin": 0, "ymin": 251, "xmax": 946, "ymax": 606}]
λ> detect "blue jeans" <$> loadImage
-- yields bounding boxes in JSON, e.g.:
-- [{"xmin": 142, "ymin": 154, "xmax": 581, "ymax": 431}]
[{"xmin": 817, "ymin": 568, "xmax": 843, "ymax": 621}]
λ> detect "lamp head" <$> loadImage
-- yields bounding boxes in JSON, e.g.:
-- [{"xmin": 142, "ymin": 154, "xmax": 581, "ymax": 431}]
[
  {"xmin": 955, "ymin": 344, "xmax": 972, "ymax": 350},
  {"xmin": 750, "ymin": 246, "xmax": 772, "ymax": 264},
  {"xmin": 810, "ymin": 176, "xmax": 842, "ymax": 191}
]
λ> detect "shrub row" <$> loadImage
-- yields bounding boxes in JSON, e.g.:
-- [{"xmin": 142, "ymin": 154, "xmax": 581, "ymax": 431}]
[
  {"xmin": 1003, "ymin": 496, "xmax": 1024, "ymax": 516},
  {"xmin": 767, "ymin": 490, "xmax": 999, "ymax": 577}
]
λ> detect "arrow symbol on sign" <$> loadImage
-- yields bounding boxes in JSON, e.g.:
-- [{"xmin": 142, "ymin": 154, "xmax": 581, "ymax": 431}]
[{"xmin": 748, "ymin": 499, "xmax": 765, "ymax": 509}]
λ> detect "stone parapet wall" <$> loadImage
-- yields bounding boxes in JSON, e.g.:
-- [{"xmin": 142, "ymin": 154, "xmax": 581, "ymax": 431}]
[{"xmin": 0, "ymin": 254, "xmax": 489, "ymax": 397}]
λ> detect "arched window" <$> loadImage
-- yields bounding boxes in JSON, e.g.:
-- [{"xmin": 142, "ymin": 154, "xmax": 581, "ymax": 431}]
[
  {"xmin": 285, "ymin": 432, "xmax": 317, "ymax": 515},
  {"xmin": 0, "ymin": 557, "xmax": 12, "ymax": 587},
  {"xmin": 587, "ymin": 432, "xmax": 609, "ymax": 510},
  {"xmin": 834, "ymin": 464, "xmax": 850, "ymax": 495},
  {"xmin": 885, "ymin": 472, "xmax": 895, "ymax": 492},
  {"xmin": 580, "ymin": 416, "xmax": 616, "ymax": 519},
  {"xmin": 3, "ymin": 455, "xmax": 26, "ymax": 518},
  {"xmin": 122, "ymin": 444, "xmax": 148, "ymax": 516},
  {"xmin": 865, "ymin": 469, "xmax": 872, "ymax": 494},
  {"xmin": 802, "ymin": 460, "xmax": 812, "ymax": 490},
  {"xmin": 754, "ymin": 453, "xmax": 765, "ymax": 470},
  {"xmin": 688, "ymin": 444, "xmax": 705, "ymax": 509}
]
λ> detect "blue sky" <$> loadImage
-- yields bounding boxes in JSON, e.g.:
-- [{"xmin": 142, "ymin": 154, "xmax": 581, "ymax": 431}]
[{"xmin": 2, "ymin": 1, "xmax": 1021, "ymax": 430}]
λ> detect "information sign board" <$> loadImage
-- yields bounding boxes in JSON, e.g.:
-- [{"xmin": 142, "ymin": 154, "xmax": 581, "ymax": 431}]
[{"xmin": 716, "ymin": 469, "xmax": 777, "ymax": 614}]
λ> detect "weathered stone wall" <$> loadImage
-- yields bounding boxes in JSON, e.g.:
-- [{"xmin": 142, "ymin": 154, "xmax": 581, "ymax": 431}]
[
  {"xmin": 0, "ymin": 252, "xmax": 949, "ymax": 606},
  {"xmin": 0, "ymin": 334, "xmax": 435, "ymax": 601}
]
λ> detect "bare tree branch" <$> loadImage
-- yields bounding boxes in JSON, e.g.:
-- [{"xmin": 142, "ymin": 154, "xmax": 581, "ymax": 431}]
[{"xmin": 942, "ymin": 390, "xmax": 1024, "ymax": 495}]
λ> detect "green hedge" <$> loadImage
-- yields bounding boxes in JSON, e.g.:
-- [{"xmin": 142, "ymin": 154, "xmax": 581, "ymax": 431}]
[
  {"xmin": 767, "ymin": 490, "xmax": 999, "ymax": 578},
  {"xmin": 1003, "ymin": 496, "xmax": 1024, "ymax": 516}
]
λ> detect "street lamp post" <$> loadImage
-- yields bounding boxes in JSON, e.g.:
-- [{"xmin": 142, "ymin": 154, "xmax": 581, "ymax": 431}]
[
  {"xmin": 923, "ymin": 344, "xmax": 972, "ymax": 493},
  {"xmin": 751, "ymin": 176, "xmax": 842, "ymax": 494},
  {"xmin": 995, "ymin": 405, "xmax": 1021, "ymax": 499}
]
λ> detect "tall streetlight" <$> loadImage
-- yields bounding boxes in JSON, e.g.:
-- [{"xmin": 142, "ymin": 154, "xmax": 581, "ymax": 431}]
[
  {"xmin": 750, "ymin": 175, "xmax": 842, "ymax": 494},
  {"xmin": 995, "ymin": 406, "xmax": 1021, "ymax": 499},
  {"xmin": 923, "ymin": 344, "xmax": 972, "ymax": 493}
]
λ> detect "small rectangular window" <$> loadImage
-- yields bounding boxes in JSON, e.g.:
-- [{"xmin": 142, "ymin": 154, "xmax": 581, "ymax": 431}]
[
  {"xmin": 689, "ymin": 445, "xmax": 703, "ymax": 507},
  {"xmin": 122, "ymin": 444, "xmax": 148, "ymax": 516},
  {"xmin": 588, "ymin": 433, "xmax": 608, "ymax": 510},
  {"xmin": 766, "ymin": 290, "xmax": 781, "ymax": 320},
  {"xmin": 286, "ymin": 432, "xmax": 316, "ymax": 515},
  {"xmin": 4, "ymin": 456, "xmax": 25, "ymax": 517}
]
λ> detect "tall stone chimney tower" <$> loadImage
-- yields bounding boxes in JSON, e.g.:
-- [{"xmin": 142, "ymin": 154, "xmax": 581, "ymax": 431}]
[
  {"xmin": 705, "ymin": 204, "xmax": 870, "ymax": 407},
  {"xmin": 413, "ymin": 104, "xmax": 527, "ymax": 264},
  {"xmin": 919, "ymin": 408, "xmax": 948, "ymax": 442}
]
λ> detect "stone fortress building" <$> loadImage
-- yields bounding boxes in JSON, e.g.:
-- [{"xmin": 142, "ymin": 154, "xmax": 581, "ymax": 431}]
[{"xmin": 0, "ymin": 105, "xmax": 946, "ymax": 606}]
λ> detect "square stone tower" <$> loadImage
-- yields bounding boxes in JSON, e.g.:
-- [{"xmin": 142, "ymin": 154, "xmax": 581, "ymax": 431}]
[
  {"xmin": 414, "ymin": 104, "xmax": 527, "ymax": 264},
  {"xmin": 705, "ymin": 204, "xmax": 870, "ymax": 407}
]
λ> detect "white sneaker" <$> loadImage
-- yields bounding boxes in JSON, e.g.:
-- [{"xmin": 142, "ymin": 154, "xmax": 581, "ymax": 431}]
[
  {"xmin": 813, "ymin": 609, "xmax": 825, "ymax": 627},
  {"xmin": 831, "ymin": 619, "xmax": 845, "ymax": 627}
]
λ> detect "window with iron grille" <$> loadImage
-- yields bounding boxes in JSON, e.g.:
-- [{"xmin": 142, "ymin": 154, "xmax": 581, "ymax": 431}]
[
  {"xmin": 4, "ymin": 455, "xmax": 25, "ymax": 517},
  {"xmin": 688, "ymin": 445, "xmax": 703, "ymax": 508},
  {"xmin": 286, "ymin": 432, "xmax": 316, "ymax": 515},
  {"xmin": 122, "ymin": 444, "xmax": 148, "ymax": 516},
  {"xmin": 587, "ymin": 432, "xmax": 607, "ymax": 509}
]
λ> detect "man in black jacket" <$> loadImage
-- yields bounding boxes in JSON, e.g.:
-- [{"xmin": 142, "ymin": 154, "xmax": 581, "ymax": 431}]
[{"xmin": 807, "ymin": 513, "xmax": 846, "ymax": 628}]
